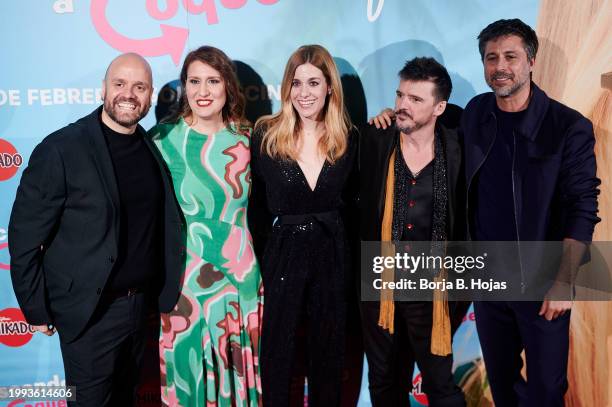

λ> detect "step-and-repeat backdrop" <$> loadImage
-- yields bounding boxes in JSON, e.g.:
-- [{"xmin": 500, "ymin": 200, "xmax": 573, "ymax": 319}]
[{"xmin": 2, "ymin": 1, "xmax": 609, "ymax": 406}]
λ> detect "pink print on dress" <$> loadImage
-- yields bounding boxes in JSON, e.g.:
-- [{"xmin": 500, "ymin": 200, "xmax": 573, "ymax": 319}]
[
  {"xmin": 222, "ymin": 141, "xmax": 250, "ymax": 198},
  {"xmin": 245, "ymin": 309, "xmax": 262, "ymax": 392},
  {"xmin": 162, "ymin": 385, "xmax": 180, "ymax": 407},
  {"xmin": 221, "ymin": 226, "xmax": 255, "ymax": 282},
  {"xmin": 161, "ymin": 293, "xmax": 200, "ymax": 350},
  {"xmin": 216, "ymin": 302, "xmax": 242, "ymax": 370},
  {"xmin": 216, "ymin": 301, "xmax": 248, "ymax": 400},
  {"xmin": 180, "ymin": 247, "xmax": 202, "ymax": 288}
]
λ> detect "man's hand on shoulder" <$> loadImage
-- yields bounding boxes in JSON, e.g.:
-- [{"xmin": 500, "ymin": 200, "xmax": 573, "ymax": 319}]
[{"xmin": 368, "ymin": 108, "xmax": 395, "ymax": 129}]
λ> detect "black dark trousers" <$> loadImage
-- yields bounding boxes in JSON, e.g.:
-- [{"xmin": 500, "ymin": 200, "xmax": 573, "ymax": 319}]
[
  {"xmin": 361, "ymin": 301, "xmax": 467, "ymax": 407},
  {"xmin": 474, "ymin": 301, "xmax": 570, "ymax": 407},
  {"xmin": 59, "ymin": 292, "xmax": 148, "ymax": 407},
  {"xmin": 260, "ymin": 221, "xmax": 347, "ymax": 407}
]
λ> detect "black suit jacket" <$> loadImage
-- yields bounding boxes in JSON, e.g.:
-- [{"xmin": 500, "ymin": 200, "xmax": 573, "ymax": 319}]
[
  {"xmin": 9, "ymin": 107, "xmax": 185, "ymax": 343},
  {"xmin": 359, "ymin": 122, "xmax": 466, "ymax": 241}
]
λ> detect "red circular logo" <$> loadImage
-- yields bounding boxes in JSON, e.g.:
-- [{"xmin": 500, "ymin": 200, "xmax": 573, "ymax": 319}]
[
  {"xmin": 0, "ymin": 308, "xmax": 35, "ymax": 347},
  {"xmin": 411, "ymin": 373, "xmax": 429, "ymax": 405},
  {"xmin": 0, "ymin": 139, "xmax": 23, "ymax": 181}
]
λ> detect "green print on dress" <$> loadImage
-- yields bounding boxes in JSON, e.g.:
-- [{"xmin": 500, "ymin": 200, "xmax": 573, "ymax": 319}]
[{"xmin": 151, "ymin": 118, "xmax": 263, "ymax": 407}]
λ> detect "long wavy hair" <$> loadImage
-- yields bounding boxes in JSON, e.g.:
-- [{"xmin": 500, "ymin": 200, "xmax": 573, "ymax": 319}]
[
  {"xmin": 168, "ymin": 45, "xmax": 249, "ymax": 132},
  {"xmin": 255, "ymin": 44, "xmax": 351, "ymax": 163}
]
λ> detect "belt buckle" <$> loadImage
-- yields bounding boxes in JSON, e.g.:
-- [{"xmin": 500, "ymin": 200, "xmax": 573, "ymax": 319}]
[{"xmin": 127, "ymin": 288, "xmax": 137, "ymax": 297}]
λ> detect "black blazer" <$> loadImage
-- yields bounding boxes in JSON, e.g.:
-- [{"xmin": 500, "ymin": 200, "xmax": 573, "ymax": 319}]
[
  {"xmin": 359, "ymin": 123, "xmax": 466, "ymax": 241},
  {"xmin": 9, "ymin": 107, "xmax": 185, "ymax": 343},
  {"xmin": 461, "ymin": 83, "xmax": 600, "ymax": 242}
]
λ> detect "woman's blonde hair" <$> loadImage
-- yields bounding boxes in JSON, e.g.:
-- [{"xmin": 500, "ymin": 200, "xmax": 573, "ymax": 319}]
[{"xmin": 255, "ymin": 44, "xmax": 352, "ymax": 163}]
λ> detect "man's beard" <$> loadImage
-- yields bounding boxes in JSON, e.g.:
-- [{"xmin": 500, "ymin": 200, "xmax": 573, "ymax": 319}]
[
  {"xmin": 486, "ymin": 71, "xmax": 529, "ymax": 98},
  {"xmin": 103, "ymin": 96, "xmax": 150, "ymax": 128},
  {"xmin": 395, "ymin": 110, "xmax": 427, "ymax": 134}
]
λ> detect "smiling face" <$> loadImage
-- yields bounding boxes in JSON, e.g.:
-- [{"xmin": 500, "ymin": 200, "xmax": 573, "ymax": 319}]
[
  {"xmin": 483, "ymin": 34, "xmax": 533, "ymax": 99},
  {"xmin": 101, "ymin": 53, "xmax": 152, "ymax": 133},
  {"xmin": 290, "ymin": 62, "xmax": 330, "ymax": 123},
  {"xmin": 184, "ymin": 60, "xmax": 226, "ymax": 126}
]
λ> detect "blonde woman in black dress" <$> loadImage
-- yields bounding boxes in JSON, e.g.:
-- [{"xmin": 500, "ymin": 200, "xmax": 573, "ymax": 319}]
[{"xmin": 250, "ymin": 44, "xmax": 357, "ymax": 407}]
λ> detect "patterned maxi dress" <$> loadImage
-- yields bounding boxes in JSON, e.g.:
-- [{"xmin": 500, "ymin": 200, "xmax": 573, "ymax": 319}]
[{"xmin": 150, "ymin": 118, "xmax": 263, "ymax": 407}]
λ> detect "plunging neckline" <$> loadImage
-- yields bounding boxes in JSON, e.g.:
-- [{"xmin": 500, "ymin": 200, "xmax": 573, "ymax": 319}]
[{"xmin": 295, "ymin": 159, "xmax": 327, "ymax": 192}]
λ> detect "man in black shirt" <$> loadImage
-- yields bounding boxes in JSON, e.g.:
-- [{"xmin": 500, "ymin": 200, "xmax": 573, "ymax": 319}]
[
  {"xmin": 360, "ymin": 57, "xmax": 468, "ymax": 407},
  {"xmin": 9, "ymin": 53, "xmax": 185, "ymax": 406}
]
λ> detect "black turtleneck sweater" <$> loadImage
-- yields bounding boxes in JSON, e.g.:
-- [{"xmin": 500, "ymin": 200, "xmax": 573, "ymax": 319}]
[{"xmin": 100, "ymin": 116, "xmax": 163, "ymax": 293}]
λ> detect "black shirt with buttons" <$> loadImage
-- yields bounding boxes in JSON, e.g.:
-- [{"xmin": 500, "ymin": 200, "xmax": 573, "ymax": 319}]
[
  {"xmin": 392, "ymin": 138, "xmax": 434, "ymax": 243},
  {"xmin": 100, "ymin": 115, "xmax": 163, "ymax": 293}
]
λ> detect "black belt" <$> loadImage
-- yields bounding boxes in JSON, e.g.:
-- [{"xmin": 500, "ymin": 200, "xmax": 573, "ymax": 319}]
[{"xmin": 276, "ymin": 210, "xmax": 340, "ymax": 235}]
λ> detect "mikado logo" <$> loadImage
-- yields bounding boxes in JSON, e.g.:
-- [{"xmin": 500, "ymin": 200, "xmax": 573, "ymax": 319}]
[
  {"xmin": 90, "ymin": 0, "xmax": 280, "ymax": 65},
  {"xmin": 0, "ymin": 139, "xmax": 23, "ymax": 181},
  {"xmin": 0, "ymin": 308, "xmax": 36, "ymax": 347},
  {"xmin": 411, "ymin": 373, "xmax": 429, "ymax": 405}
]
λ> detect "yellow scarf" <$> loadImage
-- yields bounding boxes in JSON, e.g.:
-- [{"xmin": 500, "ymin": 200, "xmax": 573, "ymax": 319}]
[{"xmin": 378, "ymin": 149, "xmax": 452, "ymax": 356}]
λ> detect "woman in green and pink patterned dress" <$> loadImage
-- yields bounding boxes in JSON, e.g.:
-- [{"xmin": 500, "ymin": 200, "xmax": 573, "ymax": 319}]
[{"xmin": 149, "ymin": 46, "xmax": 263, "ymax": 407}]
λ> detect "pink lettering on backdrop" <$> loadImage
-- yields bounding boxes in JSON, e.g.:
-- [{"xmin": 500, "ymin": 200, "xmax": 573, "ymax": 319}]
[
  {"xmin": 146, "ymin": 0, "xmax": 179, "ymax": 20},
  {"xmin": 91, "ymin": 0, "xmax": 189, "ymax": 65},
  {"xmin": 182, "ymin": 0, "xmax": 219, "ymax": 24},
  {"xmin": 91, "ymin": 0, "xmax": 279, "ymax": 65},
  {"xmin": 220, "ymin": 0, "xmax": 247, "ymax": 9}
]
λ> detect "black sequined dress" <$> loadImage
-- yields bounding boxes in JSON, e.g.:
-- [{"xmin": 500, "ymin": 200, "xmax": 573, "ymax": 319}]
[{"xmin": 249, "ymin": 130, "xmax": 358, "ymax": 407}]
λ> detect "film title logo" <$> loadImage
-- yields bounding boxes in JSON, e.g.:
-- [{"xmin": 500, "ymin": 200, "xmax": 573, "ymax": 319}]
[
  {"xmin": 411, "ymin": 373, "xmax": 429, "ymax": 405},
  {"xmin": 91, "ymin": 0, "xmax": 280, "ymax": 65},
  {"xmin": 0, "ymin": 139, "xmax": 23, "ymax": 181},
  {"xmin": 0, "ymin": 308, "xmax": 35, "ymax": 347},
  {"xmin": 367, "ymin": 0, "xmax": 385, "ymax": 22}
]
